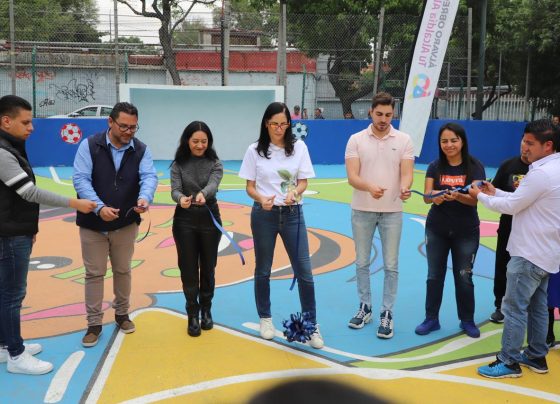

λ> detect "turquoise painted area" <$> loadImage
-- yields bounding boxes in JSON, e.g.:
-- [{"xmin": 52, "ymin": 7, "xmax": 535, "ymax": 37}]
[{"xmin": 0, "ymin": 332, "xmax": 114, "ymax": 403}]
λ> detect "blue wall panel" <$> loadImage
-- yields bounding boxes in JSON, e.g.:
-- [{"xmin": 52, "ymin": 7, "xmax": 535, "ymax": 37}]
[
  {"xmin": 27, "ymin": 118, "xmax": 526, "ymax": 168},
  {"xmin": 27, "ymin": 118, "xmax": 106, "ymax": 167},
  {"xmin": 301, "ymin": 119, "xmax": 525, "ymax": 167}
]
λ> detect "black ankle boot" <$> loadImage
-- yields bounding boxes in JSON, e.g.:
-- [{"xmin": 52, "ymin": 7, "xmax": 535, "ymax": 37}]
[
  {"xmin": 201, "ymin": 309, "xmax": 213, "ymax": 330},
  {"xmin": 188, "ymin": 316, "xmax": 201, "ymax": 337}
]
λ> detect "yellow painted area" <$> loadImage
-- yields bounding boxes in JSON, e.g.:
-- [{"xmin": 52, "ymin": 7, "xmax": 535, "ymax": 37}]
[
  {"xmin": 95, "ymin": 309, "xmax": 558, "ymax": 403},
  {"xmin": 160, "ymin": 374, "xmax": 549, "ymax": 404},
  {"xmin": 97, "ymin": 310, "xmax": 328, "ymax": 403},
  {"xmin": 442, "ymin": 349, "xmax": 560, "ymax": 397}
]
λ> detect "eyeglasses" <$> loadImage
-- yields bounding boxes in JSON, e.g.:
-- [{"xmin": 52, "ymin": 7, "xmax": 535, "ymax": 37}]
[
  {"xmin": 114, "ymin": 121, "xmax": 140, "ymax": 133},
  {"xmin": 268, "ymin": 122, "xmax": 290, "ymax": 129}
]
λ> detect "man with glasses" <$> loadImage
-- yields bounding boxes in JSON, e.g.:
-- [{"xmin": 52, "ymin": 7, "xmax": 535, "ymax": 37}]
[{"xmin": 73, "ymin": 102, "xmax": 158, "ymax": 347}]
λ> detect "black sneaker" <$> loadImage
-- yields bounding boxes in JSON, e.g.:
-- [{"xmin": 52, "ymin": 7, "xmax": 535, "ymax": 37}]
[
  {"xmin": 519, "ymin": 352, "xmax": 548, "ymax": 374},
  {"xmin": 377, "ymin": 310, "xmax": 394, "ymax": 339},
  {"xmin": 546, "ymin": 332, "xmax": 556, "ymax": 348},
  {"xmin": 348, "ymin": 303, "xmax": 372, "ymax": 329},
  {"xmin": 489, "ymin": 309, "xmax": 504, "ymax": 323}
]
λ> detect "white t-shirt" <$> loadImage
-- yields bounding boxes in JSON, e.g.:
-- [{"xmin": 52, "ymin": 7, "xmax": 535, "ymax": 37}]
[{"xmin": 239, "ymin": 140, "xmax": 315, "ymax": 206}]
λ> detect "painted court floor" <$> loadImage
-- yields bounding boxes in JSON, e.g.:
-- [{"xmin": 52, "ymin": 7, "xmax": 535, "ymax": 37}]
[{"xmin": 2, "ymin": 162, "xmax": 559, "ymax": 403}]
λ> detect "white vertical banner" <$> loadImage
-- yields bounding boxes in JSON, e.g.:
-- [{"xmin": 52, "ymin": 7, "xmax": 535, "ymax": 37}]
[{"xmin": 400, "ymin": 0, "xmax": 460, "ymax": 156}]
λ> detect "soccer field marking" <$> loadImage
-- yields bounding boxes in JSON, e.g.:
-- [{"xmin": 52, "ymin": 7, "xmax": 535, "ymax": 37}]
[
  {"xmin": 84, "ymin": 308, "xmax": 339, "ymax": 404},
  {"xmin": 48, "ymin": 167, "xmax": 73, "ymax": 186},
  {"xmin": 43, "ymin": 351, "xmax": 85, "ymax": 403},
  {"xmin": 116, "ymin": 365, "xmax": 560, "ymax": 404},
  {"xmin": 242, "ymin": 322, "xmax": 501, "ymax": 363}
]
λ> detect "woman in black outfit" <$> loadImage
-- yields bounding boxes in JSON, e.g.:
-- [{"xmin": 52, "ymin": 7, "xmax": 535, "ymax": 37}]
[{"xmin": 171, "ymin": 121, "xmax": 223, "ymax": 337}]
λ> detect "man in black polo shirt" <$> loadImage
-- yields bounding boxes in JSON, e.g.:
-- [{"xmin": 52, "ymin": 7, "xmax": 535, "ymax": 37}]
[{"xmin": 489, "ymin": 143, "xmax": 529, "ymax": 323}]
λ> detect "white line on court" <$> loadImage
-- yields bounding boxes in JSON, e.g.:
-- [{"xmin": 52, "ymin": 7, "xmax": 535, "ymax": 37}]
[
  {"xmin": 48, "ymin": 167, "xmax": 72, "ymax": 186},
  {"xmin": 118, "ymin": 366, "xmax": 560, "ymax": 404},
  {"xmin": 83, "ymin": 308, "xmax": 558, "ymax": 404},
  {"xmin": 84, "ymin": 307, "xmax": 340, "ymax": 404},
  {"xmin": 43, "ymin": 351, "xmax": 85, "ymax": 403},
  {"xmin": 242, "ymin": 322, "xmax": 502, "ymax": 363}
]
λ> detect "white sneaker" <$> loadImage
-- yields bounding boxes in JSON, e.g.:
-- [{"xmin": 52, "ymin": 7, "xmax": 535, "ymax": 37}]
[
  {"xmin": 259, "ymin": 318, "xmax": 275, "ymax": 340},
  {"xmin": 309, "ymin": 325, "xmax": 324, "ymax": 349},
  {"xmin": 7, "ymin": 351, "xmax": 53, "ymax": 375},
  {"xmin": 0, "ymin": 343, "xmax": 42, "ymax": 363}
]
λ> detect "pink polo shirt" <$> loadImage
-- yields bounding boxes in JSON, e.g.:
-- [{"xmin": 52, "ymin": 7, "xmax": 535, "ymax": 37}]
[{"xmin": 345, "ymin": 124, "xmax": 414, "ymax": 212}]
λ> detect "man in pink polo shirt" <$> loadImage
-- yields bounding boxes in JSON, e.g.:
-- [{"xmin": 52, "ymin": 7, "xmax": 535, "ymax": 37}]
[{"xmin": 344, "ymin": 92, "xmax": 414, "ymax": 339}]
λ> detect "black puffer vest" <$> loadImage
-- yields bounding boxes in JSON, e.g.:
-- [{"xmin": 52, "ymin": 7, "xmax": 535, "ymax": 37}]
[
  {"xmin": 76, "ymin": 132, "xmax": 146, "ymax": 231},
  {"xmin": 0, "ymin": 130, "xmax": 39, "ymax": 236}
]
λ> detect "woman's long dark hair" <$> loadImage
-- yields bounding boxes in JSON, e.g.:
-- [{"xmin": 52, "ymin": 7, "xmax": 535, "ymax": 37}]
[
  {"xmin": 437, "ymin": 122, "xmax": 478, "ymax": 183},
  {"xmin": 256, "ymin": 102, "xmax": 295, "ymax": 158},
  {"xmin": 172, "ymin": 121, "xmax": 219, "ymax": 165}
]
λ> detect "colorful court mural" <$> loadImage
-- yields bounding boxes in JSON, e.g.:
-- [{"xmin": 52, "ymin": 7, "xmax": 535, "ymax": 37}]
[{"xmin": 2, "ymin": 162, "xmax": 559, "ymax": 403}]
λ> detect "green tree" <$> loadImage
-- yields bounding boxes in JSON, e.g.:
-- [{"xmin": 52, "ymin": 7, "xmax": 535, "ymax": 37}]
[
  {"xmin": 0, "ymin": 0, "xmax": 101, "ymax": 43},
  {"xmin": 246, "ymin": 0, "xmax": 424, "ymax": 115},
  {"xmin": 117, "ymin": 0, "xmax": 218, "ymax": 85},
  {"xmin": 485, "ymin": 0, "xmax": 560, "ymax": 115},
  {"xmin": 174, "ymin": 18, "xmax": 209, "ymax": 46}
]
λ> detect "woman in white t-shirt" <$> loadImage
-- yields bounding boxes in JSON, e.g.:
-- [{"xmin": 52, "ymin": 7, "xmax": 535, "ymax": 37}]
[{"xmin": 239, "ymin": 102, "xmax": 324, "ymax": 349}]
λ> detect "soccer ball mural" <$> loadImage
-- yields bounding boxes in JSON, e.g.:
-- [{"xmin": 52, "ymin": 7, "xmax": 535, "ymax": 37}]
[{"xmin": 60, "ymin": 123, "xmax": 83, "ymax": 144}]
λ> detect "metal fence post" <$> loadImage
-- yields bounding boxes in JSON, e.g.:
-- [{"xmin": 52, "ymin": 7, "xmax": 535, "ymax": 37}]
[
  {"xmin": 9, "ymin": 0, "xmax": 16, "ymax": 95},
  {"xmin": 373, "ymin": 7, "xmax": 385, "ymax": 96},
  {"xmin": 524, "ymin": 51, "xmax": 531, "ymax": 121},
  {"xmin": 465, "ymin": 8, "xmax": 472, "ymax": 120},
  {"xmin": 114, "ymin": 0, "xmax": 120, "ymax": 102},
  {"xmin": 496, "ymin": 51, "xmax": 502, "ymax": 120},
  {"xmin": 276, "ymin": 0, "xmax": 287, "ymax": 101},
  {"xmin": 32, "ymin": 47, "xmax": 36, "ymax": 116},
  {"xmin": 301, "ymin": 64, "xmax": 306, "ymax": 113},
  {"xmin": 475, "ymin": 0, "xmax": 488, "ymax": 120}
]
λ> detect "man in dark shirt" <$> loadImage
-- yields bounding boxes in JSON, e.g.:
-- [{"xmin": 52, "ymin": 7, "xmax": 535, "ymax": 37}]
[{"xmin": 488, "ymin": 143, "xmax": 529, "ymax": 323}]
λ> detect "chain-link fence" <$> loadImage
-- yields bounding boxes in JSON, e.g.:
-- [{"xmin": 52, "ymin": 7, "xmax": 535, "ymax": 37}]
[{"xmin": 0, "ymin": 5, "xmax": 546, "ymax": 120}]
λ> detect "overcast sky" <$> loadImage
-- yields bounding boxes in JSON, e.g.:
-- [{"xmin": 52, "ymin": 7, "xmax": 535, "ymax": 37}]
[{"xmin": 95, "ymin": 0, "xmax": 219, "ymax": 44}]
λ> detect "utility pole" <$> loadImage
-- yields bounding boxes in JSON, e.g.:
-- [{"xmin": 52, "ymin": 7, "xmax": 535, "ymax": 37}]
[{"xmin": 475, "ymin": 0, "xmax": 487, "ymax": 120}]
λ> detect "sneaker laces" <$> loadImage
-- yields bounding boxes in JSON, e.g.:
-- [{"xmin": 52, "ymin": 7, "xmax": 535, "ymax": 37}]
[
  {"xmin": 354, "ymin": 307, "xmax": 368, "ymax": 320},
  {"xmin": 380, "ymin": 314, "xmax": 391, "ymax": 329},
  {"xmin": 488, "ymin": 358, "xmax": 502, "ymax": 368}
]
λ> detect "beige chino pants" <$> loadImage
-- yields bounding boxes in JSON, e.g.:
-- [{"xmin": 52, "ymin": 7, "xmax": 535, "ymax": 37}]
[{"xmin": 79, "ymin": 223, "xmax": 138, "ymax": 327}]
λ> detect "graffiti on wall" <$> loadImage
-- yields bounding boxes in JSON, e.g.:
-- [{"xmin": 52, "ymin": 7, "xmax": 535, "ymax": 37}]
[
  {"xmin": 10, "ymin": 69, "xmax": 55, "ymax": 83},
  {"xmin": 49, "ymin": 78, "xmax": 95, "ymax": 103}
]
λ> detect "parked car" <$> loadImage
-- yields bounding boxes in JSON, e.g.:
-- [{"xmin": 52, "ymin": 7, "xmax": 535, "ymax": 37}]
[{"xmin": 49, "ymin": 105, "xmax": 113, "ymax": 118}]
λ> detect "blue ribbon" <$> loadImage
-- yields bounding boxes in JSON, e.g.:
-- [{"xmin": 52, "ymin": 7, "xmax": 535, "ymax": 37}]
[
  {"xmin": 282, "ymin": 312, "xmax": 316, "ymax": 343},
  {"xmin": 408, "ymin": 180, "xmax": 485, "ymax": 199},
  {"xmin": 289, "ymin": 204, "xmax": 301, "ymax": 291},
  {"xmin": 205, "ymin": 205, "xmax": 246, "ymax": 265},
  {"xmin": 125, "ymin": 206, "xmax": 151, "ymax": 243}
]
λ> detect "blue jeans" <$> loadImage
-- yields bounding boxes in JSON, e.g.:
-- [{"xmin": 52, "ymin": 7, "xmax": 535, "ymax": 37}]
[
  {"xmin": 0, "ymin": 236, "xmax": 33, "ymax": 357},
  {"xmin": 424, "ymin": 225, "xmax": 479, "ymax": 321},
  {"xmin": 498, "ymin": 256, "xmax": 549, "ymax": 364},
  {"xmin": 251, "ymin": 203, "xmax": 316, "ymax": 323},
  {"xmin": 351, "ymin": 210, "xmax": 402, "ymax": 313}
]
